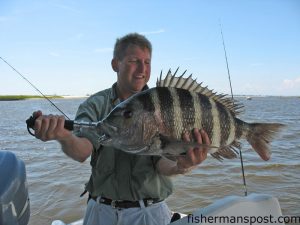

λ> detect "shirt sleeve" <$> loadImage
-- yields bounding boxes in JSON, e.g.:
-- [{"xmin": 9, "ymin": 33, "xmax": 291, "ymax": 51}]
[{"xmin": 73, "ymin": 97, "xmax": 103, "ymax": 151}]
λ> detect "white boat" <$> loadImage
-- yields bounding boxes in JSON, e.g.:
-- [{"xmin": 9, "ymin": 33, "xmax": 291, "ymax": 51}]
[
  {"xmin": 51, "ymin": 193, "xmax": 284, "ymax": 225},
  {"xmin": 0, "ymin": 151, "xmax": 285, "ymax": 225}
]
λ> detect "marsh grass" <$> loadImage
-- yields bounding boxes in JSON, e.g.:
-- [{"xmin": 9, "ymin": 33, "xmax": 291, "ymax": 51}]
[{"xmin": 0, "ymin": 95, "xmax": 63, "ymax": 101}]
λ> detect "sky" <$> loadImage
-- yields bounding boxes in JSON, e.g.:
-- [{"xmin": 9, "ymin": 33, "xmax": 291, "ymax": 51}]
[{"xmin": 0, "ymin": 0, "xmax": 299, "ymax": 96}]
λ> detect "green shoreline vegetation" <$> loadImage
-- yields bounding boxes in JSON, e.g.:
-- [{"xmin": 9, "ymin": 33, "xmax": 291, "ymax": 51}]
[
  {"xmin": 0, "ymin": 95, "xmax": 63, "ymax": 101},
  {"xmin": 0, "ymin": 95, "xmax": 298, "ymax": 101}
]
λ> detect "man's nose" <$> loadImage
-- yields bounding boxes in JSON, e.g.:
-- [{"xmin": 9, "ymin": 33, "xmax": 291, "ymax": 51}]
[{"xmin": 137, "ymin": 61, "xmax": 147, "ymax": 73}]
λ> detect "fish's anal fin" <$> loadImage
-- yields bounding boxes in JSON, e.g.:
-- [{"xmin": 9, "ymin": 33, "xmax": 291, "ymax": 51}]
[
  {"xmin": 124, "ymin": 146, "xmax": 151, "ymax": 154},
  {"xmin": 211, "ymin": 141, "xmax": 241, "ymax": 161},
  {"xmin": 163, "ymin": 155, "xmax": 178, "ymax": 162}
]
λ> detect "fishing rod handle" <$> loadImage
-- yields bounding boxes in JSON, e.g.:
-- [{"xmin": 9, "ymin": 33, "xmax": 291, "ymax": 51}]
[{"xmin": 26, "ymin": 115, "xmax": 74, "ymax": 136}]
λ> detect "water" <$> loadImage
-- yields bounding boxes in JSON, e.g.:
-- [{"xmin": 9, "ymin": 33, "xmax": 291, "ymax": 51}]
[{"xmin": 0, "ymin": 96, "xmax": 299, "ymax": 224}]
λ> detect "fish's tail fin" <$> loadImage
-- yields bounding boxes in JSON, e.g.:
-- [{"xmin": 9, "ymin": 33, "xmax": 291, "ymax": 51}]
[{"xmin": 247, "ymin": 123, "xmax": 285, "ymax": 161}]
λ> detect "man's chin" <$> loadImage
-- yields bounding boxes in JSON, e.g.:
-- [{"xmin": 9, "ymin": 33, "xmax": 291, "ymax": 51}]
[
  {"xmin": 130, "ymin": 83, "xmax": 146, "ymax": 92},
  {"xmin": 129, "ymin": 88, "xmax": 142, "ymax": 94}
]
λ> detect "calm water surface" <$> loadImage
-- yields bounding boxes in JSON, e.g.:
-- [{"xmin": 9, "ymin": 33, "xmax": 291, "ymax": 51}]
[{"xmin": 0, "ymin": 96, "xmax": 299, "ymax": 224}]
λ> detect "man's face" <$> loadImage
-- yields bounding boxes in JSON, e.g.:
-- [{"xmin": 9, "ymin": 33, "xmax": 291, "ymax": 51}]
[{"xmin": 114, "ymin": 45, "xmax": 151, "ymax": 96}]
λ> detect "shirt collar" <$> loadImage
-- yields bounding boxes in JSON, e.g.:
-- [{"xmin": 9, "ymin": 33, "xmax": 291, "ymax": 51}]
[{"xmin": 110, "ymin": 82, "xmax": 149, "ymax": 106}]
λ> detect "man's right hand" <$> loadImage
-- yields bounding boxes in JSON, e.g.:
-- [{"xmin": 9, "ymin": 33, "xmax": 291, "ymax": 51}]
[
  {"xmin": 31, "ymin": 111, "xmax": 92, "ymax": 162},
  {"xmin": 33, "ymin": 110, "xmax": 72, "ymax": 142}
]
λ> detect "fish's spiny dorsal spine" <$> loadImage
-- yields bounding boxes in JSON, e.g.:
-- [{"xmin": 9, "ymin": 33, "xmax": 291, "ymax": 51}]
[{"xmin": 156, "ymin": 68, "xmax": 243, "ymax": 116}]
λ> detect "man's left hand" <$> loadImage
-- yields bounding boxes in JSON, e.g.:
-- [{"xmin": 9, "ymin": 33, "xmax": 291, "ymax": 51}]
[{"xmin": 176, "ymin": 128, "xmax": 211, "ymax": 173}]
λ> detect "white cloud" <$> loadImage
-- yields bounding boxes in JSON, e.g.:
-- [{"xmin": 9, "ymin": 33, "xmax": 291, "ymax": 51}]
[
  {"xmin": 52, "ymin": 4, "xmax": 81, "ymax": 14},
  {"xmin": 282, "ymin": 77, "xmax": 300, "ymax": 89},
  {"xmin": 140, "ymin": 29, "xmax": 165, "ymax": 35},
  {"xmin": 238, "ymin": 82, "xmax": 265, "ymax": 95}
]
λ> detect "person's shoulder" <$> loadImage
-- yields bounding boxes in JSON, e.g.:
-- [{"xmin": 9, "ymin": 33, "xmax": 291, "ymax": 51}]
[
  {"xmin": 84, "ymin": 87, "xmax": 112, "ymax": 104},
  {"xmin": 90, "ymin": 87, "xmax": 112, "ymax": 98}
]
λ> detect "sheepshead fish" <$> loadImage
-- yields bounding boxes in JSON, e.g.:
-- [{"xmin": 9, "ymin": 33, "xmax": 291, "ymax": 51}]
[{"xmin": 98, "ymin": 69, "xmax": 284, "ymax": 161}]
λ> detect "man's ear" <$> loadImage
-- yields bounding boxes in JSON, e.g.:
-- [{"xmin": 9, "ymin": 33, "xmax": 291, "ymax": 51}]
[{"xmin": 111, "ymin": 58, "xmax": 119, "ymax": 72}]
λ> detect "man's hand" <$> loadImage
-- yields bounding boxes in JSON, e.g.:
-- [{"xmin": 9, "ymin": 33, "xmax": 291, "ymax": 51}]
[
  {"xmin": 31, "ymin": 110, "xmax": 93, "ymax": 162},
  {"xmin": 33, "ymin": 110, "xmax": 72, "ymax": 142},
  {"xmin": 176, "ymin": 128, "xmax": 210, "ymax": 173},
  {"xmin": 156, "ymin": 128, "xmax": 211, "ymax": 176}
]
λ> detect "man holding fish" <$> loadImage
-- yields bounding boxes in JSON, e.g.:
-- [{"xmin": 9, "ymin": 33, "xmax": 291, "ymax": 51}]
[{"xmin": 32, "ymin": 33, "xmax": 211, "ymax": 225}]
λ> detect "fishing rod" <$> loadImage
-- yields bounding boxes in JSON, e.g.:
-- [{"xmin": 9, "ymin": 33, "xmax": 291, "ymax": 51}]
[
  {"xmin": 0, "ymin": 56, "xmax": 98, "ymax": 136},
  {"xmin": 0, "ymin": 57, "xmax": 70, "ymax": 119},
  {"xmin": 219, "ymin": 22, "xmax": 248, "ymax": 196}
]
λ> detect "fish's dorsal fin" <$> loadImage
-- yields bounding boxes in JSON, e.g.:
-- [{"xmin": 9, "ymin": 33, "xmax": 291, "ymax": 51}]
[{"xmin": 156, "ymin": 68, "xmax": 244, "ymax": 115}]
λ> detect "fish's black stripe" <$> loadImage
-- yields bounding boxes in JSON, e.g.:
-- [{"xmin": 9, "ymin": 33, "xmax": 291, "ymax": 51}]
[
  {"xmin": 156, "ymin": 87, "xmax": 174, "ymax": 132},
  {"xmin": 215, "ymin": 101, "xmax": 231, "ymax": 146},
  {"xmin": 235, "ymin": 118, "xmax": 244, "ymax": 139},
  {"xmin": 176, "ymin": 89, "xmax": 195, "ymax": 131},
  {"xmin": 198, "ymin": 94, "xmax": 213, "ymax": 140},
  {"xmin": 136, "ymin": 90, "xmax": 155, "ymax": 112}
]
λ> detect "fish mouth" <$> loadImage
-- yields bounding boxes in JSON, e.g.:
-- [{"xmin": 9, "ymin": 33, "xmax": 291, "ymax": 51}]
[
  {"xmin": 97, "ymin": 120, "xmax": 118, "ymax": 133},
  {"xmin": 97, "ymin": 121, "xmax": 118, "ymax": 145},
  {"xmin": 98, "ymin": 134, "xmax": 112, "ymax": 144}
]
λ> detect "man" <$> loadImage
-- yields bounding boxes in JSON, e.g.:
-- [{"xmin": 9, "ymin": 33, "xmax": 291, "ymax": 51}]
[{"xmin": 33, "ymin": 33, "xmax": 210, "ymax": 225}]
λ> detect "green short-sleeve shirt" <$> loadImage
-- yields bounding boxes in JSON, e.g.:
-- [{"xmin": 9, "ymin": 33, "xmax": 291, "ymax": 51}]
[{"xmin": 74, "ymin": 83, "xmax": 173, "ymax": 201}]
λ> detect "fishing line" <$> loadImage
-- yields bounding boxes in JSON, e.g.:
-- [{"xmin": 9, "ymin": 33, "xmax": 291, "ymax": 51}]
[
  {"xmin": 0, "ymin": 56, "xmax": 70, "ymax": 120},
  {"xmin": 219, "ymin": 22, "xmax": 248, "ymax": 196}
]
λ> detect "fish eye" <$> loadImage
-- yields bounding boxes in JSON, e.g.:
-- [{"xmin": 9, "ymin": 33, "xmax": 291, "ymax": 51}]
[{"xmin": 123, "ymin": 110, "xmax": 133, "ymax": 119}]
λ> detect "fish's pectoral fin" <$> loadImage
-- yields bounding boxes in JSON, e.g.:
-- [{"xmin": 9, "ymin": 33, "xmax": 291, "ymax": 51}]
[
  {"xmin": 162, "ymin": 155, "xmax": 178, "ymax": 162},
  {"xmin": 121, "ymin": 145, "xmax": 150, "ymax": 154},
  {"xmin": 123, "ymin": 145, "xmax": 162, "ymax": 156}
]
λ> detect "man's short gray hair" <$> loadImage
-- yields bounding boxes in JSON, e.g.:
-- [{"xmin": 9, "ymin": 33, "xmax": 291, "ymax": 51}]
[{"xmin": 113, "ymin": 33, "xmax": 152, "ymax": 60}]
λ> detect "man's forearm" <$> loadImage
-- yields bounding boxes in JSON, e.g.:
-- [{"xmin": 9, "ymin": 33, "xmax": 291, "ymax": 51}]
[
  {"xmin": 156, "ymin": 157, "xmax": 194, "ymax": 176},
  {"xmin": 59, "ymin": 135, "xmax": 93, "ymax": 162}
]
